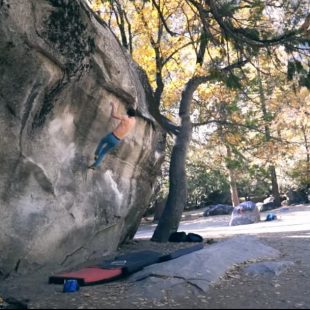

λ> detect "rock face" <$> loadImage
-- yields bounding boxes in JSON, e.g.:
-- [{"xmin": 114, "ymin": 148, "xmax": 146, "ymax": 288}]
[{"xmin": 0, "ymin": 0, "xmax": 164, "ymax": 277}]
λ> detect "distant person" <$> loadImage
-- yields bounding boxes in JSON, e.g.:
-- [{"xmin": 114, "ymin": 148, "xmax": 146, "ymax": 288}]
[{"xmin": 88, "ymin": 102, "xmax": 136, "ymax": 170}]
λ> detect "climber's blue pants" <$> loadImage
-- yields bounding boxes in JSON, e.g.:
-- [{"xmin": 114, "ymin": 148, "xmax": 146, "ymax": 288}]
[{"xmin": 94, "ymin": 132, "xmax": 121, "ymax": 167}]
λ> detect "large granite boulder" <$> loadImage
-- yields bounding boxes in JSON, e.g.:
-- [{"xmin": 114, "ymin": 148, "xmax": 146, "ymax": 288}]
[
  {"xmin": 0, "ymin": 0, "xmax": 164, "ymax": 277},
  {"xmin": 229, "ymin": 201, "xmax": 260, "ymax": 226}
]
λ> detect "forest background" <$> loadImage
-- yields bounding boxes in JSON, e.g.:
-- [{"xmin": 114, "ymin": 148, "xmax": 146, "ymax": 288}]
[{"xmin": 89, "ymin": 0, "xmax": 309, "ymax": 241}]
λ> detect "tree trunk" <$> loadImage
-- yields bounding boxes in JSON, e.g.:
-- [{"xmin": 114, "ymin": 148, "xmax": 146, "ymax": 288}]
[
  {"xmin": 270, "ymin": 165, "xmax": 281, "ymax": 207},
  {"xmin": 225, "ymin": 145, "xmax": 240, "ymax": 207},
  {"xmin": 301, "ymin": 125, "xmax": 310, "ymax": 193},
  {"xmin": 151, "ymin": 116, "xmax": 192, "ymax": 242},
  {"xmin": 257, "ymin": 61, "xmax": 281, "ymax": 207},
  {"xmin": 228, "ymin": 167, "xmax": 240, "ymax": 207},
  {"xmin": 151, "ymin": 78, "xmax": 199, "ymax": 242},
  {"xmin": 151, "ymin": 63, "xmax": 245, "ymax": 242}
]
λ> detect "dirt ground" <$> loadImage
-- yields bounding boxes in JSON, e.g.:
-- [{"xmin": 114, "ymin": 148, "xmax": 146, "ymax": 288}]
[{"xmin": 1, "ymin": 206, "xmax": 310, "ymax": 309}]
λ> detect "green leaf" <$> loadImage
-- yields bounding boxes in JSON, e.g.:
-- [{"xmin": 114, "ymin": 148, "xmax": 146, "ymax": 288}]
[
  {"xmin": 241, "ymin": 28, "xmax": 260, "ymax": 41},
  {"xmin": 225, "ymin": 73, "xmax": 242, "ymax": 89},
  {"xmin": 225, "ymin": 158, "xmax": 242, "ymax": 169},
  {"xmin": 287, "ymin": 61, "xmax": 296, "ymax": 80},
  {"xmin": 218, "ymin": 2, "xmax": 237, "ymax": 17},
  {"xmin": 299, "ymin": 71, "xmax": 310, "ymax": 89}
]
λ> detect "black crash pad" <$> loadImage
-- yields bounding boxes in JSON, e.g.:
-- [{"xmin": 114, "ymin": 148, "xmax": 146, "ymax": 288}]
[
  {"xmin": 159, "ymin": 243, "xmax": 204, "ymax": 262},
  {"xmin": 99, "ymin": 250, "xmax": 163, "ymax": 275}
]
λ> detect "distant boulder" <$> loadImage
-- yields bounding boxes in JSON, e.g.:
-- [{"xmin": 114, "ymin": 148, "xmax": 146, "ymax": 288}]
[
  {"xmin": 263, "ymin": 196, "xmax": 274, "ymax": 204},
  {"xmin": 256, "ymin": 195, "xmax": 286, "ymax": 212},
  {"xmin": 256, "ymin": 196, "xmax": 276, "ymax": 212},
  {"xmin": 287, "ymin": 189, "xmax": 308, "ymax": 205},
  {"xmin": 203, "ymin": 204, "xmax": 233, "ymax": 217},
  {"xmin": 229, "ymin": 201, "xmax": 260, "ymax": 226}
]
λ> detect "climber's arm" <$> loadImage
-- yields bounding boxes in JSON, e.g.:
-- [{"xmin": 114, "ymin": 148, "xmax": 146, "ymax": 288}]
[{"xmin": 111, "ymin": 102, "xmax": 124, "ymax": 120}]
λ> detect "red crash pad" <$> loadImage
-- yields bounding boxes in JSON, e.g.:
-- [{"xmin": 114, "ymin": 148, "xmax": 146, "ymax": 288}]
[{"xmin": 49, "ymin": 267, "xmax": 123, "ymax": 286}]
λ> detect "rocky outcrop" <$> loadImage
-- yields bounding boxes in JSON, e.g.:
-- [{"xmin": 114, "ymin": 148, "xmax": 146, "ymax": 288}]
[
  {"xmin": 128, "ymin": 236, "xmax": 279, "ymax": 299},
  {"xmin": 0, "ymin": 0, "xmax": 164, "ymax": 277}
]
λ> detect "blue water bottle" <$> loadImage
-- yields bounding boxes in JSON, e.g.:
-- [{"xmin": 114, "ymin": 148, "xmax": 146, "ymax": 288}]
[{"xmin": 63, "ymin": 279, "xmax": 80, "ymax": 293}]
